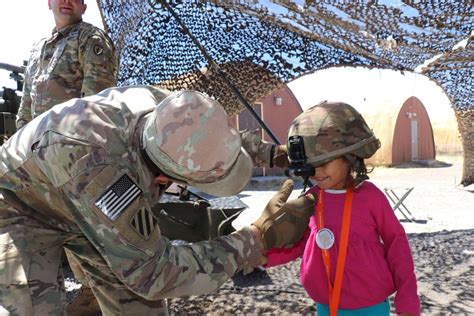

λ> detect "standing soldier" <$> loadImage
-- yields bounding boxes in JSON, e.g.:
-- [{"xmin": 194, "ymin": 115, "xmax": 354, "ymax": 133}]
[
  {"xmin": 0, "ymin": 86, "xmax": 315, "ymax": 314},
  {"xmin": 14, "ymin": 1, "xmax": 116, "ymax": 311},
  {"xmin": 16, "ymin": 0, "xmax": 116, "ymax": 129}
]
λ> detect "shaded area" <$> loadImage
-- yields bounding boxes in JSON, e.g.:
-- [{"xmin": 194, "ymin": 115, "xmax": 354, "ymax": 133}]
[
  {"xmin": 98, "ymin": 1, "xmax": 473, "ymax": 113},
  {"xmin": 97, "ymin": 1, "xmax": 473, "ymax": 184}
]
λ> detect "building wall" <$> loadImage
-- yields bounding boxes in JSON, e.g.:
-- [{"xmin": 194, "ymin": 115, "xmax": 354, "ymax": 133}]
[
  {"xmin": 392, "ymin": 96, "xmax": 435, "ymax": 164},
  {"xmin": 258, "ymin": 87, "xmax": 303, "ymax": 144},
  {"xmin": 229, "ymin": 85, "xmax": 303, "ymax": 175},
  {"xmin": 364, "ymin": 105, "xmax": 398, "ymax": 166}
]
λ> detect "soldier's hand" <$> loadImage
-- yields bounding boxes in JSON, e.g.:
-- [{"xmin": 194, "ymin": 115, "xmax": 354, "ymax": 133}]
[
  {"xmin": 272, "ymin": 144, "xmax": 288, "ymax": 168},
  {"xmin": 239, "ymin": 130, "xmax": 288, "ymax": 168},
  {"xmin": 252, "ymin": 179, "xmax": 317, "ymax": 250}
]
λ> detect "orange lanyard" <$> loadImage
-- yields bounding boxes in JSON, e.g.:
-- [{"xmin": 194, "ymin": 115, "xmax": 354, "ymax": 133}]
[{"xmin": 316, "ymin": 188, "xmax": 353, "ymax": 316}]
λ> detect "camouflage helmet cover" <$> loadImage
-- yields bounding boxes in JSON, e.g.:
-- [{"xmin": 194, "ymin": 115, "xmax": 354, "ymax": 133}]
[
  {"xmin": 143, "ymin": 90, "xmax": 252, "ymax": 197},
  {"xmin": 287, "ymin": 101, "xmax": 380, "ymax": 167}
]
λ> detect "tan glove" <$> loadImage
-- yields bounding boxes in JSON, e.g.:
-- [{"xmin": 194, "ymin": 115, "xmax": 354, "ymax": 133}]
[{"xmin": 253, "ymin": 179, "xmax": 317, "ymax": 250}]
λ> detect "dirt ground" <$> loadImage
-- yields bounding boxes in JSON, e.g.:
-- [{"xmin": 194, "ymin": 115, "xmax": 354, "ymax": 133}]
[{"xmin": 167, "ymin": 229, "xmax": 473, "ymax": 315}]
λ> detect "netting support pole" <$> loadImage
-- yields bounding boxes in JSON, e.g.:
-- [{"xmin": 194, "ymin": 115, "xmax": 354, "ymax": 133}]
[{"xmin": 159, "ymin": 0, "xmax": 281, "ymax": 145}]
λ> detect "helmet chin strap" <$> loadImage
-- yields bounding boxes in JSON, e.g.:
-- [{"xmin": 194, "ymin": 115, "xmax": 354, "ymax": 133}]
[{"xmin": 344, "ymin": 153, "xmax": 357, "ymax": 163}]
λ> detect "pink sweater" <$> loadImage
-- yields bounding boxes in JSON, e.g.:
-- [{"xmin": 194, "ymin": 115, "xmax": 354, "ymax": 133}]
[{"xmin": 266, "ymin": 181, "xmax": 420, "ymax": 315}]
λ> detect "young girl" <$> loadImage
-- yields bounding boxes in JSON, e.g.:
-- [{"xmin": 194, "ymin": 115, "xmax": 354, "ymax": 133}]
[{"xmin": 265, "ymin": 102, "xmax": 420, "ymax": 316}]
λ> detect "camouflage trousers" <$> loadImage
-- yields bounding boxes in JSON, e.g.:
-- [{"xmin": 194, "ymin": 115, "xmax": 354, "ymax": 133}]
[{"xmin": 0, "ymin": 200, "xmax": 168, "ymax": 315}]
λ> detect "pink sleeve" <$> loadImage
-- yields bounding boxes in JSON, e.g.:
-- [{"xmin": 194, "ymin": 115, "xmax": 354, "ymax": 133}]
[
  {"xmin": 265, "ymin": 229, "xmax": 310, "ymax": 268},
  {"xmin": 372, "ymin": 187, "xmax": 421, "ymax": 316}
]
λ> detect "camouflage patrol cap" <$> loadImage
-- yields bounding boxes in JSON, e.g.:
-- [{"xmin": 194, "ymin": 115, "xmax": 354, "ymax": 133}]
[
  {"xmin": 288, "ymin": 101, "xmax": 380, "ymax": 167},
  {"xmin": 143, "ymin": 90, "xmax": 253, "ymax": 197}
]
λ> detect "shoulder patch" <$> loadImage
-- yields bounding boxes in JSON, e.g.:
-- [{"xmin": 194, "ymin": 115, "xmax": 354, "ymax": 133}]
[
  {"xmin": 93, "ymin": 44, "xmax": 104, "ymax": 56},
  {"xmin": 95, "ymin": 174, "xmax": 142, "ymax": 221},
  {"xmin": 130, "ymin": 207, "xmax": 157, "ymax": 239}
]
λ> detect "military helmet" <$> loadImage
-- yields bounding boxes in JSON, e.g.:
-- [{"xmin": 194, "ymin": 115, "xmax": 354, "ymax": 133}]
[
  {"xmin": 287, "ymin": 101, "xmax": 380, "ymax": 167},
  {"xmin": 142, "ymin": 90, "xmax": 253, "ymax": 197}
]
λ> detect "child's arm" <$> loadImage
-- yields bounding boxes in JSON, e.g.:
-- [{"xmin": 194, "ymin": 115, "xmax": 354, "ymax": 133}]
[
  {"xmin": 372, "ymin": 189, "xmax": 421, "ymax": 316},
  {"xmin": 265, "ymin": 228, "xmax": 310, "ymax": 268}
]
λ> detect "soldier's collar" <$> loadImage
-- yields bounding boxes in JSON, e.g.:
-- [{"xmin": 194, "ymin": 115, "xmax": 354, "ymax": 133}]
[{"xmin": 53, "ymin": 20, "xmax": 83, "ymax": 37}]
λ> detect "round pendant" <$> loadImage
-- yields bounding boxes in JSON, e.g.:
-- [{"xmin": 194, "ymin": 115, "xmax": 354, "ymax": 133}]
[{"xmin": 315, "ymin": 228, "xmax": 335, "ymax": 249}]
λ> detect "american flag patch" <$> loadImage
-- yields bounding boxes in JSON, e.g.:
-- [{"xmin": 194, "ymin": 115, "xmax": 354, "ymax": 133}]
[
  {"xmin": 95, "ymin": 174, "xmax": 142, "ymax": 221},
  {"xmin": 130, "ymin": 207, "xmax": 157, "ymax": 239}
]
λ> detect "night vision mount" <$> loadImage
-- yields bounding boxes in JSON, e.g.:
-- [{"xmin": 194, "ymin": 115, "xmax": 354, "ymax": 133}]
[{"xmin": 285, "ymin": 135, "xmax": 314, "ymax": 191}]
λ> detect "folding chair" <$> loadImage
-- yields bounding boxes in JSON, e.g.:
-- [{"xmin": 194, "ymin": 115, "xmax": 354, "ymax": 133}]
[{"xmin": 383, "ymin": 187, "xmax": 427, "ymax": 224}]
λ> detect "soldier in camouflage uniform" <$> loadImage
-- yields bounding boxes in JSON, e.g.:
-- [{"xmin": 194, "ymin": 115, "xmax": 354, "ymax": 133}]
[
  {"xmin": 240, "ymin": 129, "xmax": 289, "ymax": 168},
  {"xmin": 0, "ymin": 85, "xmax": 315, "ymax": 315},
  {"xmin": 16, "ymin": 0, "xmax": 116, "ymax": 129}
]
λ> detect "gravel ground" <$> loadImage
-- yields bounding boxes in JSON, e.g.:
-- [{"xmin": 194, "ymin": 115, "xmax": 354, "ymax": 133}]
[
  {"xmin": 66, "ymin": 155, "xmax": 474, "ymax": 315},
  {"xmin": 167, "ymin": 229, "xmax": 474, "ymax": 315}
]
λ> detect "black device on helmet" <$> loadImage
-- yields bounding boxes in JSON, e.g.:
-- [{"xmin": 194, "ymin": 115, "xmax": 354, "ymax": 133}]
[{"xmin": 285, "ymin": 136, "xmax": 315, "ymax": 189}]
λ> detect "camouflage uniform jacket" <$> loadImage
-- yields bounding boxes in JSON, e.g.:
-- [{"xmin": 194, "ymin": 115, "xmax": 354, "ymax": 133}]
[
  {"xmin": 1, "ymin": 86, "xmax": 263, "ymax": 300},
  {"xmin": 16, "ymin": 21, "xmax": 116, "ymax": 129}
]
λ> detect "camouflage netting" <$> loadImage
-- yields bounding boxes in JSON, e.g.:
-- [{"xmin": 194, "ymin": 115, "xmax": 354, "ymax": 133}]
[{"xmin": 97, "ymin": 0, "xmax": 473, "ymax": 185}]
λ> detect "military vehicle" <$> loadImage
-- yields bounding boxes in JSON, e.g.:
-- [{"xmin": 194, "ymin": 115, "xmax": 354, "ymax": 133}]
[{"xmin": 0, "ymin": 62, "xmax": 24, "ymax": 145}]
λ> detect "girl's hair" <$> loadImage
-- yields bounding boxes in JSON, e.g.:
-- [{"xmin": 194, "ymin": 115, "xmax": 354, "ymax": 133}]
[{"xmin": 344, "ymin": 155, "xmax": 373, "ymax": 188}]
